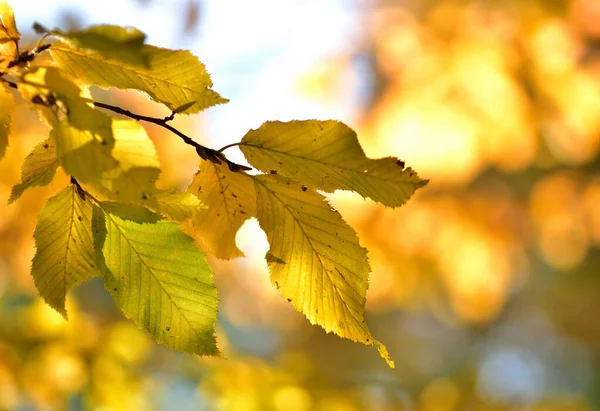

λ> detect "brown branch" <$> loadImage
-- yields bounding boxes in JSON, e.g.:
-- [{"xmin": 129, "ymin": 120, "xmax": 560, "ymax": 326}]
[{"xmin": 93, "ymin": 101, "xmax": 251, "ymax": 172}]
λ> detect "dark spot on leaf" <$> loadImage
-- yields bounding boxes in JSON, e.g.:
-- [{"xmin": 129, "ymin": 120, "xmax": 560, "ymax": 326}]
[
  {"xmin": 270, "ymin": 170, "xmax": 277, "ymax": 175},
  {"xmin": 77, "ymin": 216, "xmax": 82, "ymax": 221},
  {"xmin": 166, "ymin": 326, "xmax": 171, "ymax": 331},
  {"xmin": 240, "ymin": 210, "xmax": 246, "ymax": 215},
  {"xmin": 141, "ymin": 193, "xmax": 148, "ymax": 200},
  {"xmin": 266, "ymin": 253, "xmax": 286, "ymax": 265},
  {"xmin": 396, "ymin": 160, "xmax": 405, "ymax": 167},
  {"xmin": 216, "ymin": 213, "xmax": 221, "ymax": 217},
  {"xmin": 274, "ymin": 281, "xmax": 280, "ymax": 289},
  {"xmin": 231, "ymin": 193, "xmax": 238, "ymax": 198},
  {"xmin": 366, "ymin": 338, "xmax": 370, "ymax": 342},
  {"xmin": 301, "ymin": 185, "xmax": 307, "ymax": 192},
  {"xmin": 278, "ymin": 162, "xmax": 284, "ymax": 165},
  {"xmin": 287, "ymin": 298, "xmax": 292, "ymax": 302},
  {"xmin": 43, "ymin": 143, "xmax": 49, "ymax": 149},
  {"xmin": 113, "ymin": 288, "xmax": 117, "ymax": 291}
]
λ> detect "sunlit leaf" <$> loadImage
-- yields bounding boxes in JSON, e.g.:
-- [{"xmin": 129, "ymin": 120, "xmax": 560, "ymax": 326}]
[
  {"xmin": 240, "ymin": 120, "xmax": 428, "ymax": 207},
  {"xmin": 50, "ymin": 44, "xmax": 227, "ymax": 114},
  {"xmin": 54, "ymin": 24, "xmax": 149, "ymax": 67},
  {"xmin": 19, "ymin": 66, "xmax": 161, "ymax": 203},
  {"xmin": 152, "ymin": 192, "xmax": 205, "ymax": 222},
  {"xmin": 0, "ymin": 85, "xmax": 12, "ymax": 160},
  {"xmin": 31, "ymin": 184, "xmax": 99, "ymax": 317},
  {"xmin": 93, "ymin": 203, "xmax": 220, "ymax": 356},
  {"xmin": 9, "ymin": 137, "xmax": 58, "ymax": 203},
  {"xmin": 187, "ymin": 160, "xmax": 256, "ymax": 259},
  {"xmin": 0, "ymin": 0, "xmax": 20, "ymax": 71},
  {"xmin": 95, "ymin": 119, "xmax": 161, "ymax": 204},
  {"xmin": 253, "ymin": 174, "xmax": 394, "ymax": 367}
]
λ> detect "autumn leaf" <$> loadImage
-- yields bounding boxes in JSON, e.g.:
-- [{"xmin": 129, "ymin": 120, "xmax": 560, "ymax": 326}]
[
  {"xmin": 0, "ymin": 1, "xmax": 20, "ymax": 71},
  {"xmin": 253, "ymin": 174, "xmax": 394, "ymax": 367},
  {"xmin": 0, "ymin": 84, "xmax": 12, "ymax": 160},
  {"xmin": 50, "ymin": 43, "xmax": 227, "ymax": 114},
  {"xmin": 240, "ymin": 120, "xmax": 428, "ymax": 207},
  {"xmin": 31, "ymin": 185, "xmax": 99, "ymax": 317},
  {"xmin": 187, "ymin": 160, "xmax": 256, "ymax": 259},
  {"xmin": 151, "ymin": 191, "xmax": 205, "ymax": 222},
  {"xmin": 18, "ymin": 66, "xmax": 161, "ymax": 204},
  {"xmin": 93, "ymin": 202, "xmax": 220, "ymax": 356},
  {"xmin": 9, "ymin": 137, "xmax": 58, "ymax": 203},
  {"xmin": 53, "ymin": 24, "xmax": 149, "ymax": 67}
]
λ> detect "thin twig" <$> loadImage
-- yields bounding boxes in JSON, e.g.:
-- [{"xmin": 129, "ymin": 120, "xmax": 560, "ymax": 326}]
[{"xmin": 92, "ymin": 101, "xmax": 251, "ymax": 171}]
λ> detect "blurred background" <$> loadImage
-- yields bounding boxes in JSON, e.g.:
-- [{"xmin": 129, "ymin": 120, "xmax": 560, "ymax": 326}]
[{"xmin": 1, "ymin": 0, "xmax": 600, "ymax": 409}]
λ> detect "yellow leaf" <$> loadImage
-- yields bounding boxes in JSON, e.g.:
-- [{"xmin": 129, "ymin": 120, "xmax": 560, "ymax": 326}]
[
  {"xmin": 0, "ymin": 1, "xmax": 20, "ymax": 71},
  {"xmin": 19, "ymin": 66, "xmax": 161, "ymax": 203},
  {"xmin": 31, "ymin": 185, "xmax": 99, "ymax": 318},
  {"xmin": 187, "ymin": 160, "xmax": 256, "ymax": 259},
  {"xmin": 240, "ymin": 120, "xmax": 428, "ymax": 208},
  {"xmin": 253, "ymin": 174, "xmax": 394, "ymax": 368},
  {"xmin": 51, "ymin": 44, "xmax": 227, "ymax": 114},
  {"xmin": 0, "ymin": 84, "xmax": 12, "ymax": 160},
  {"xmin": 55, "ymin": 24, "xmax": 149, "ymax": 67},
  {"xmin": 151, "ymin": 191, "xmax": 205, "ymax": 222},
  {"xmin": 9, "ymin": 137, "xmax": 58, "ymax": 203}
]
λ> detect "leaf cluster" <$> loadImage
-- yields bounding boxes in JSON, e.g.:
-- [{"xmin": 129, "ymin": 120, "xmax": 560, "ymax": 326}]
[{"xmin": 0, "ymin": 1, "xmax": 427, "ymax": 367}]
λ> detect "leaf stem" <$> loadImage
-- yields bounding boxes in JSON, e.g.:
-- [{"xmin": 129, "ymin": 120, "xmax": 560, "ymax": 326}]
[
  {"xmin": 217, "ymin": 142, "xmax": 242, "ymax": 153},
  {"xmin": 92, "ymin": 101, "xmax": 251, "ymax": 172}
]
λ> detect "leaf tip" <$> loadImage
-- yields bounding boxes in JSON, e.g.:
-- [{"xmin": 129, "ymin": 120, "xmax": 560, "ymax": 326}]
[{"xmin": 375, "ymin": 340, "xmax": 395, "ymax": 369}]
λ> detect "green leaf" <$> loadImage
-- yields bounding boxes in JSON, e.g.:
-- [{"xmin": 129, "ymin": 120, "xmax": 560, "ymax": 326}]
[
  {"xmin": 9, "ymin": 137, "xmax": 58, "ymax": 203},
  {"xmin": 0, "ymin": 85, "xmax": 13, "ymax": 160},
  {"xmin": 187, "ymin": 160, "xmax": 256, "ymax": 259},
  {"xmin": 253, "ymin": 174, "xmax": 394, "ymax": 368},
  {"xmin": 93, "ymin": 203, "xmax": 220, "ymax": 356},
  {"xmin": 50, "ymin": 44, "xmax": 227, "ymax": 114},
  {"xmin": 151, "ymin": 192, "xmax": 205, "ymax": 222},
  {"xmin": 31, "ymin": 185, "xmax": 99, "ymax": 318},
  {"xmin": 54, "ymin": 24, "xmax": 149, "ymax": 67},
  {"xmin": 240, "ymin": 120, "xmax": 428, "ymax": 208}
]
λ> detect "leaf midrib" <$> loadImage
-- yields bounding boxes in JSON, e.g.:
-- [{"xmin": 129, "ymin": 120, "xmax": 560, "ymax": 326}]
[
  {"xmin": 102, "ymin": 211, "xmax": 201, "ymax": 337},
  {"xmin": 255, "ymin": 178, "xmax": 369, "ymax": 338},
  {"xmin": 52, "ymin": 45, "xmax": 208, "ymax": 95},
  {"xmin": 242, "ymin": 143, "xmax": 424, "ymax": 186}
]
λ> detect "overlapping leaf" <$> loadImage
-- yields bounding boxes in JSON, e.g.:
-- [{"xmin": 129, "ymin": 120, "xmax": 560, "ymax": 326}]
[
  {"xmin": 93, "ymin": 203, "xmax": 219, "ymax": 355},
  {"xmin": 18, "ymin": 66, "xmax": 161, "ymax": 203},
  {"xmin": 0, "ymin": 85, "xmax": 12, "ymax": 160},
  {"xmin": 9, "ymin": 137, "xmax": 58, "ymax": 203},
  {"xmin": 152, "ymin": 192, "xmax": 205, "ymax": 222},
  {"xmin": 187, "ymin": 160, "xmax": 256, "ymax": 259},
  {"xmin": 240, "ymin": 120, "xmax": 428, "ymax": 207},
  {"xmin": 0, "ymin": 1, "xmax": 20, "ymax": 71},
  {"xmin": 54, "ymin": 24, "xmax": 149, "ymax": 67},
  {"xmin": 31, "ymin": 185, "xmax": 99, "ymax": 317},
  {"xmin": 253, "ymin": 174, "xmax": 394, "ymax": 367},
  {"xmin": 50, "ymin": 43, "xmax": 227, "ymax": 114}
]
